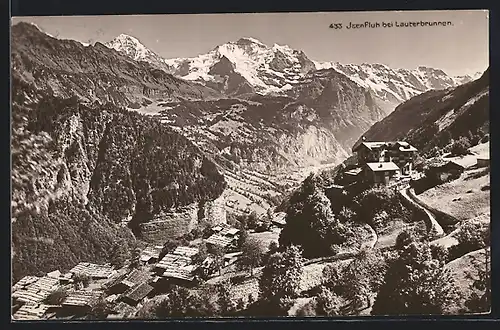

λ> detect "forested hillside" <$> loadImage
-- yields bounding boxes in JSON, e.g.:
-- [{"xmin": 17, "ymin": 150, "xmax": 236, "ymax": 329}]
[{"xmin": 11, "ymin": 80, "xmax": 226, "ymax": 281}]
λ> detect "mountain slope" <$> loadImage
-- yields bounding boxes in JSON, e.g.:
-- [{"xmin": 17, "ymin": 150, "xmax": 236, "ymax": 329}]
[
  {"xmin": 11, "ymin": 22, "xmax": 223, "ymax": 108},
  {"xmin": 11, "ymin": 24, "xmax": 228, "ymax": 280},
  {"xmin": 357, "ymin": 68, "xmax": 489, "ymax": 154}
]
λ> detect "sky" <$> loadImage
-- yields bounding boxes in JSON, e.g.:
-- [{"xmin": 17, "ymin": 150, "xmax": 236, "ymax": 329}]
[{"xmin": 12, "ymin": 10, "xmax": 489, "ymax": 77}]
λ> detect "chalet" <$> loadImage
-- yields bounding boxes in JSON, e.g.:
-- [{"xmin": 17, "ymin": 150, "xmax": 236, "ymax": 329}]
[
  {"xmin": 121, "ymin": 282, "xmax": 154, "ymax": 306},
  {"xmin": 362, "ymin": 162, "xmax": 401, "ymax": 186},
  {"xmin": 60, "ymin": 289, "xmax": 103, "ymax": 315},
  {"xmin": 105, "ymin": 269, "xmax": 151, "ymax": 295},
  {"xmin": 139, "ymin": 245, "xmax": 163, "ymax": 264},
  {"xmin": 69, "ymin": 263, "xmax": 115, "ymax": 280},
  {"xmin": 153, "ymin": 246, "xmax": 200, "ymax": 286},
  {"xmin": 352, "ymin": 140, "xmax": 418, "ymax": 176},
  {"xmin": 205, "ymin": 225, "xmax": 240, "ymax": 252},
  {"xmin": 12, "ymin": 276, "xmax": 61, "ymax": 306}
]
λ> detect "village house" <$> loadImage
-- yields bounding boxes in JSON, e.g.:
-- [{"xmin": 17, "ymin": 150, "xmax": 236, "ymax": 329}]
[
  {"xmin": 352, "ymin": 140, "xmax": 418, "ymax": 175},
  {"xmin": 139, "ymin": 245, "xmax": 164, "ymax": 264},
  {"xmin": 153, "ymin": 246, "xmax": 200, "ymax": 288},
  {"xmin": 348, "ymin": 138, "xmax": 419, "ymax": 188},
  {"xmin": 362, "ymin": 162, "xmax": 401, "ymax": 186},
  {"xmin": 12, "ymin": 275, "xmax": 62, "ymax": 306},
  {"xmin": 59, "ymin": 289, "xmax": 104, "ymax": 316},
  {"xmin": 104, "ymin": 269, "xmax": 152, "ymax": 296},
  {"xmin": 204, "ymin": 225, "xmax": 240, "ymax": 252},
  {"xmin": 120, "ymin": 282, "xmax": 154, "ymax": 306},
  {"xmin": 69, "ymin": 263, "xmax": 116, "ymax": 280}
]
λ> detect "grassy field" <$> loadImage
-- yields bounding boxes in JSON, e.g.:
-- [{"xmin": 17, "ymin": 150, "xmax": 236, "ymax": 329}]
[
  {"xmin": 418, "ymin": 167, "xmax": 490, "ymax": 221},
  {"xmin": 248, "ymin": 228, "xmax": 281, "ymax": 252},
  {"xmin": 375, "ymin": 220, "xmax": 415, "ymax": 250},
  {"xmin": 444, "ymin": 247, "xmax": 490, "ymax": 314}
]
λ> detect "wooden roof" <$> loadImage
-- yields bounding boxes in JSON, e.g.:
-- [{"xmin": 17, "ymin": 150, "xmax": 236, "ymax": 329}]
[
  {"xmin": 62, "ymin": 290, "xmax": 103, "ymax": 307},
  {"xmin": 122, "ymin": 283, "xmax": 154, "ymax": 303},
  {"xmin": 123, "ymin": 269, "xmax": 151, "ymax": 287},
  {"xmin": 12, "ymin": 303, "xmax": 53, "ymax": 321},
  {"xmin": 205, "ymin": 234, "xmax": 234, "ymax": 247},
  {"xmin": 69, "ymin": 262, "xmax": 115, "ymax": 279},
  {"xmin": 140, "ymin": 245, "xmax": 163, "ymax": 262},
  {"xmin": 220, "ymin": 227, "xmax": 239, "ymax": 236},
  {"xmin": 12, "ymin": 276, "xmax": 39, "ymax": 292},
  {"xmin": 172, "ymin": 246, "xmax": 199, "ymax": 257},
  {"xmin": 12, "ymin": 276, "xmax": 61, "ymax": 305}
]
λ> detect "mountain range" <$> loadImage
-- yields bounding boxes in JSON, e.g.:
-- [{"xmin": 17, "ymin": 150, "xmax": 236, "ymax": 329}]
[{"xmin": 105, "ymin": 34, "xmax": 481, "ymax": 110}]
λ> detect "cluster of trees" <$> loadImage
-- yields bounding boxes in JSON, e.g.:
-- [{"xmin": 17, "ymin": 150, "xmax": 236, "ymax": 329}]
[
  {"xmin": 279, "ymin": 174, "xmax": 354, "ymax": 258},
  {"xmin": 227, "ymin": 211, "xmax": 271, "ymax": 233},
  {"xmin": 447, "ymin": 221, "xmax": 490, "ymax": 262},
  {"xmin": 351, "ymin": 187, "xmax": 413, "ymax": 230},
  {"xmin": 138, "ymin": 281, "xmax": 245, "ymax": 318},
  {"xmin": 372, "ymin": 240, "xmax": 460, "ymax": 315},
  {"xmin": 295, "ymin": 222, "xmax": 491, "ymax": 317}
]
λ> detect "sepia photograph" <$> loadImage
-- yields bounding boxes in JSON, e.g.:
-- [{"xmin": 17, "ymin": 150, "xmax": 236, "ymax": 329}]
[{"xmin": 10, "ymin": 9, "xmax": 490, "ymax": 320}]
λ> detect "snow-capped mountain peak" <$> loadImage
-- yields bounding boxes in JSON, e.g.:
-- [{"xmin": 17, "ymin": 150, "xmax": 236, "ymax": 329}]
[
  {"xmin": 164, "ymin": 38, "xmax": 317, "ymax": 95},
  {"xmin": 105, "ymin": 33, "xmax": 174, "ymax": 73},
  {"xmin": 105, "ymin": 34, "xmax": 152, "ymax": 61}
]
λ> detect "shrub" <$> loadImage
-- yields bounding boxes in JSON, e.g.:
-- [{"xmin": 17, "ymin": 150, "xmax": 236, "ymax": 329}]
[
  {"xmin": 449, "ymin": 137, "xmax": 471, "ymax": 156},
  {"xmin": 44, "ymin": 287, "xmax": 68, "ymax": 305}
]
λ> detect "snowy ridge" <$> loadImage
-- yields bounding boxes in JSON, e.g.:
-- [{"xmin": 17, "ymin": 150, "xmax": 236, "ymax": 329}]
[
  {"xmin": 313, "ymin": 61, "xmax": 481, "ymax": 104},
  {"xmin": 102, "ymin": 33, "xmax": 481, "ymax": 103}
]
